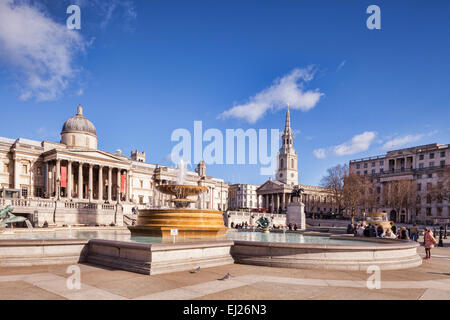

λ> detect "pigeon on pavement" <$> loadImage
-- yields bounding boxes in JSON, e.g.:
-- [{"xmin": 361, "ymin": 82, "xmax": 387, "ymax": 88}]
[
  {"xmin": 218, "ymin": 273, "xmax": 231, "ymax": 280},
  {"xmin": 190, "ymin": 266, "xmax": 201, "ymax": 274}
]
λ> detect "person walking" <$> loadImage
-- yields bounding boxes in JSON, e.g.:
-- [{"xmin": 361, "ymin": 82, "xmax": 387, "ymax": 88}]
[
  {"xmin": 423, "ymin": 228, "xmax": 438, "ymax": 260},
  {"xmin": 410, "ymin": 224, "xmax": 419, "ymax": 242}
]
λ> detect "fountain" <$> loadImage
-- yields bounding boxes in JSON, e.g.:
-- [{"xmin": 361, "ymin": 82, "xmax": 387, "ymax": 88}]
[{"xmin": 127, "ymin": 160, "xmax": 227, "ymax": 238}]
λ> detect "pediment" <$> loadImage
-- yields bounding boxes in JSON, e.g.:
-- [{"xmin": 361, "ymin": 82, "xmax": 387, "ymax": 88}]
[
  {"xmin": 64, "ymin": 149, "xmax": 130, "ymax": 163},
  {"xmin": 257, "ymin": 179, "xmax": 286, "ymax": 192}
]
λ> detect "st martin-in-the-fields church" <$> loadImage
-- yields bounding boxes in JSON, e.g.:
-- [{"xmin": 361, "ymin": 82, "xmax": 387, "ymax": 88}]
[{"xmin": 257, "ymin": 105, "xmax": 336, "ymax": 215}]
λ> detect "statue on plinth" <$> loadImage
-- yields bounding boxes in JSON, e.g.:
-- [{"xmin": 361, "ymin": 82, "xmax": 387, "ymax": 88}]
[{"xmin": 287, "ymin": 187, "xmax": 306, "ymax": 230}]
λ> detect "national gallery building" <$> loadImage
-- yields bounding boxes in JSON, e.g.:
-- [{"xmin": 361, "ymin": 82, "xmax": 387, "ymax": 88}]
[{"xmin": 0, "ymin": 106, "xmax": 228, "ymax": 227}]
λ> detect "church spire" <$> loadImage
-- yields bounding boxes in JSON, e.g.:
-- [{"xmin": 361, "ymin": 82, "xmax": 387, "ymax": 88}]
[{"xmin": 284, "ymin": 104, "xmax": 291, "ymax": 134}]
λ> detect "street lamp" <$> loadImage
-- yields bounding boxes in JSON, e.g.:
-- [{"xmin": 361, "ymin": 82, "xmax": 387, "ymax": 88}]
[{"xmin": 56, "ymin": 178, "xmax": 61, "ymax": 200}]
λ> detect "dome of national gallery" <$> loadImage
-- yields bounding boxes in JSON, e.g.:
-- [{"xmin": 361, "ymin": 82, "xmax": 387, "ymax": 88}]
[
  {"xmin": 62, "ymin": 105, "xmax": 97, "ymax": 136},
  {"xmin": 60, "ymin": 105, "xmax": 98, "ymax": 149}
]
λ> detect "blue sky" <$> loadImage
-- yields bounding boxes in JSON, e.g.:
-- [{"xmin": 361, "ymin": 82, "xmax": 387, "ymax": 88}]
[{"xmin": 0, "ymin": 0, "xmax": 449, "ymax": 186}]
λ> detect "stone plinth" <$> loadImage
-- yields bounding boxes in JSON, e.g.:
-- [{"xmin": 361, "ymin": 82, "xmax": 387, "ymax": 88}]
[{"xmin": 286, "ymin": 201, "xmax": 305, "ymax": 230}]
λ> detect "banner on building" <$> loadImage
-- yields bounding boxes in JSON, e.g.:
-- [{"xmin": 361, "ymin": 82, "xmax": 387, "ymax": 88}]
[
  {"xmin": 121, "ymin": 174, "xmax": 126, "ymax": 193},
  {"xmin": 61, "ymin": 166, "xmax": 67, "ymax": 188}
]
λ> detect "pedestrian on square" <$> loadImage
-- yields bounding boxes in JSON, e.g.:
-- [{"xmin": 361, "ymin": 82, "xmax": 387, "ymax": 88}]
[
  {"xmin": 424, "ymin": 228, "xmax": 438, "ymax": 260},
  {"xmin": 384, "ymin": 228, "xmax": 397, "ymax": 239},
  {"xmin": 391, "ymin": 222, "xmax": 397, "ymax": 235},
  {"xmin": 376, "ymin": 225, "xmax": 384, "ymax": 238},
  {"xmin": 399, "ymin": 227, "xmax": 409, "ymax": 240},
  {"xmin": 410, "ymin": 224, "xmax": 419, "ymax": 242}
]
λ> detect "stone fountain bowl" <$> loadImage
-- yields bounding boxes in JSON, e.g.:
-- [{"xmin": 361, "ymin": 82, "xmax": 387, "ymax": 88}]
[{"xmin": 157, "ymin": 185, "xmax": 208, "ymax": 199}]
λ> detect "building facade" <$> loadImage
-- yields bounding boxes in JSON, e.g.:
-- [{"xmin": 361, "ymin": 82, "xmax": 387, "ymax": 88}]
[
  {"xmin": 227, "ymin": 184, "xmax": 260, "ymax": 211},
  {"xmin": 349, "ymin": 143, "xmax": 449, "ymax": 224},
  {"xmin": 0, "ymin": 105, "xmax": 228, "ymax": 227}
]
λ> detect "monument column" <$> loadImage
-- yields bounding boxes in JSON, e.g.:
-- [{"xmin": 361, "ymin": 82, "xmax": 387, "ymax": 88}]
[
  {"xmin": 107, "ymin": 167, "xmax": 112, "ymax": 202},
  {"xmin": 67, "ymin": 161, "xmax": 72, "ymax": 199},
  {"xmin": 98, "ymin": 165, "xmax": 103, "ymax": 201},
  {"xmin": 78, "ymin": 162, "xmax": 83, "ymax": 200},
  {"xmin": 88, "ymin": 164, "xmax": 93, "ymax": 202}
]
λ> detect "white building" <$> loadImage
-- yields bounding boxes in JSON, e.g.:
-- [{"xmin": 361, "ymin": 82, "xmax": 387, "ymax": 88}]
[
  {"xmin": 349, "ymin": 143, "xmax": 449, "ymax": 224},
  {"xmin": 228, "ymin": 184, "xmax": 260, "ymax": 211},
  {"xmin": 0, "ymin": 105, "xmax": 228, "ymax": 227}
]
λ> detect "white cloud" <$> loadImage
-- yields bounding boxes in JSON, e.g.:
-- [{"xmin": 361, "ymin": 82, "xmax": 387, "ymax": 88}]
[
  {"xmin": 337, "ymin": 60, "xmax": 346, "ymax": 71},
  {"xmin": 313, "ymin": 148, "xmax": 326, "ymax": 159},
  {"xmin": 0, "ymin": 0, "xmax": 86, "ymax": 101},
  {"xmin": 314, "ymin": 131, "xmax": 377, "ymax": 159},
  {"xmin": 333, "ymin": 131, "xmax": 377, "ymax": 156},
  {"xmin": 382, "ymin": 134, "xmax": 423, "ymax": 150},
  {"xmin": 219, "ymin": 67, "xmax": 324, "ymax": 123}
]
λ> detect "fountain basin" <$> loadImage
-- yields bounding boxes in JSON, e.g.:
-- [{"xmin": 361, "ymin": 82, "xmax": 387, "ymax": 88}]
[{"xmin": 127, "ymin": 208, "xmax": 227, "ymax": 238}]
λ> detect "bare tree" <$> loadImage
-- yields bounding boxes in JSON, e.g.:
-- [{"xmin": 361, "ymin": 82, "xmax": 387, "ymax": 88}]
[
  {"xmin": 361, "ymin": 176, "xmax": 378, "ymax": 214},
  {"xmin": 343, "ymin": 172, "xmax": 363, "ymax": 223},
  {"xmin": 320, "ymin": 164, "xmax": 348, "ymax": 216},
  {"xmin": 385, "ymin": 179, "xmax": 416, "ymax": 222}
]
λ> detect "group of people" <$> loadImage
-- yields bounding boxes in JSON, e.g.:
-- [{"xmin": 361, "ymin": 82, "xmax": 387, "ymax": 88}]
[
  {"xmin": 230, "ymin": 221, "xmax": 249, "ymax": 229},
  {"xmin": 347, "ymin": 222, "xmax": 439, "ymax": 259},
  {"xmin": 230, "ymin": 222, "xmax": 299, "ymax": 231}
]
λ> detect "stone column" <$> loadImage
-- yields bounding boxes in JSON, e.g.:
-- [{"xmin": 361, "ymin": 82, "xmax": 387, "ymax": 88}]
[
  {"xmin": 127, "ymin": 171, "xmax": 132, "ymax": 202},
  {"xmin": 88, "ymin": 164, "xmax": 93, "ymax": 202},
  {"xmin": 98, "ymin": 165, "xmax": 103, "ymax": 201},
  {"xmin": 67, "ymin": 161, "xmax": 72, "ymax": 199},
  {"xmin": 13, "ymin": 156, "xmax": 20, "ymax": 190},
  {"xmin": 270, "ymin": 194, "xmax": 273, "ymax": 213},
  {"xmin": 55, "ymin": 159, "xmax": 61, "ymax": 199},
  {"xmin": 108, "ymin": 167, "xmax": 112, "ymax": 202},
  {"xmin": 44, "ymin": 161, "xmax": 49, "ymax": 197},
  {"xmin": 78, "ymin": 163, "xmax": 83, "ymax": 200},
  {"xmin": 117, "ymin": 168, "xmax": 121, "ymax": 203}
]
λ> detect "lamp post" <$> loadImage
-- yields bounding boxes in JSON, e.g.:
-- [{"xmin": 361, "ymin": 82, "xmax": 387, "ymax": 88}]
[{"xmin": 56, "ymin": 178, "xmax": 60, "ymax": 201}]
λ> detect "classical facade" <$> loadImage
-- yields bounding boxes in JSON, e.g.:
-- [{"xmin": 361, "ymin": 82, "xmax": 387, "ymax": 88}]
[
  {"xmin": 0, "ymin": 105, "xmax": 228, "ymax": 227},
  {"xmin": 349, "ymin": 143, "xmax": 449, "ymax": 224},
  {"xmin": 257, "ymin": 106, "xmax": 336, "ymax": 215},
  {"xmin": 227, "ymin": 184, "xmax": 260, "ymax": 211}
]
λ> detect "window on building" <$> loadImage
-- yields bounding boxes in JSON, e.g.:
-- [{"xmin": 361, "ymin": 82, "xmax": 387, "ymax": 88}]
[
  {"xmin": 36, "ymin": 187, "xmax": 43, "ymax": 198},
  {"xmin": 356, "ymin": 171, "xmax": 360, "ymax": 176},
  {"xmin": 380, "ymin": 168, "xmax": 384, "ymax": 173},
  {"xmin": 440, "ymin": 160, "xmax": 445, "ymax": 167},
  {"xmin": 419, "ymin": 163, "xmax": 424, "ymax": 169},
  {"xmin": 426, "ymin": 194, "xmax": 432, "ymax": 204},
  {"xmin": 371, "ymin": 169, "xmax": 375, "ymax": 174},
  {"xmin": 426, "ymin": 208, "xmax": 431, "ymax": 216},
  {"xmin": 356, "ymin": 164, "xmax": 360, "ymax": 169},
  {"xmin": 140, "ymin": 180, "xmax": 143, "ymax": 188},
  {"xmin": 364, "ymin": 163, "xmax": 368, "ymax": 168},
  {"xmin": 379, "ymin": 160, "xmax": 384, "ymax": 166},
  {"xmin": 371, "ymin": 162, "xmax": 375, "ymax": 167},
  {"xmin": 437, "ymin": 207, "xmax": 442, "ymax": 216},
  {"xmin": 280, "ymin": 159, "xmax": 284, "ymax": 169},
  {"xmin": 429, "ymin": 162, "xmax": 434, "ymax": 167},
  {"xmin": 21, "ymin": 187, "xmax": 28, "ymax": 198},
  {"xmin": 291, "ymin": 159, "xmax": 294, "ymax": 169},
  {"xmin": 71, "ymin": 135, "xmax": 75, "ymax": 145},
  {"xmin": 440, "ymin": 151, "xmax": 446, "ymax": 157},
  {"xmin": 429, "ymin": 153, "xmax": 434, "ymax": 159},
  {"xmin": 428, "ymin": 173, "xmax": 433, "ymax": 178},
  {"xmin": 22, "ymin": 165, "xmax": 27, "ymax": 174},
  {"xmin": 139, "ymin": 196, "xmax": 144, "ymax": 205},
  {"xmin": 364, "ymin": 170, "xmax": 367, "ymax": 175},
  {"xmin": 417, "ymin": 183, "xmax": 421, "ymax": 191},
  {"xmin": 419, "ymin": 154, "xmax": 424, "ymax": 160}
]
